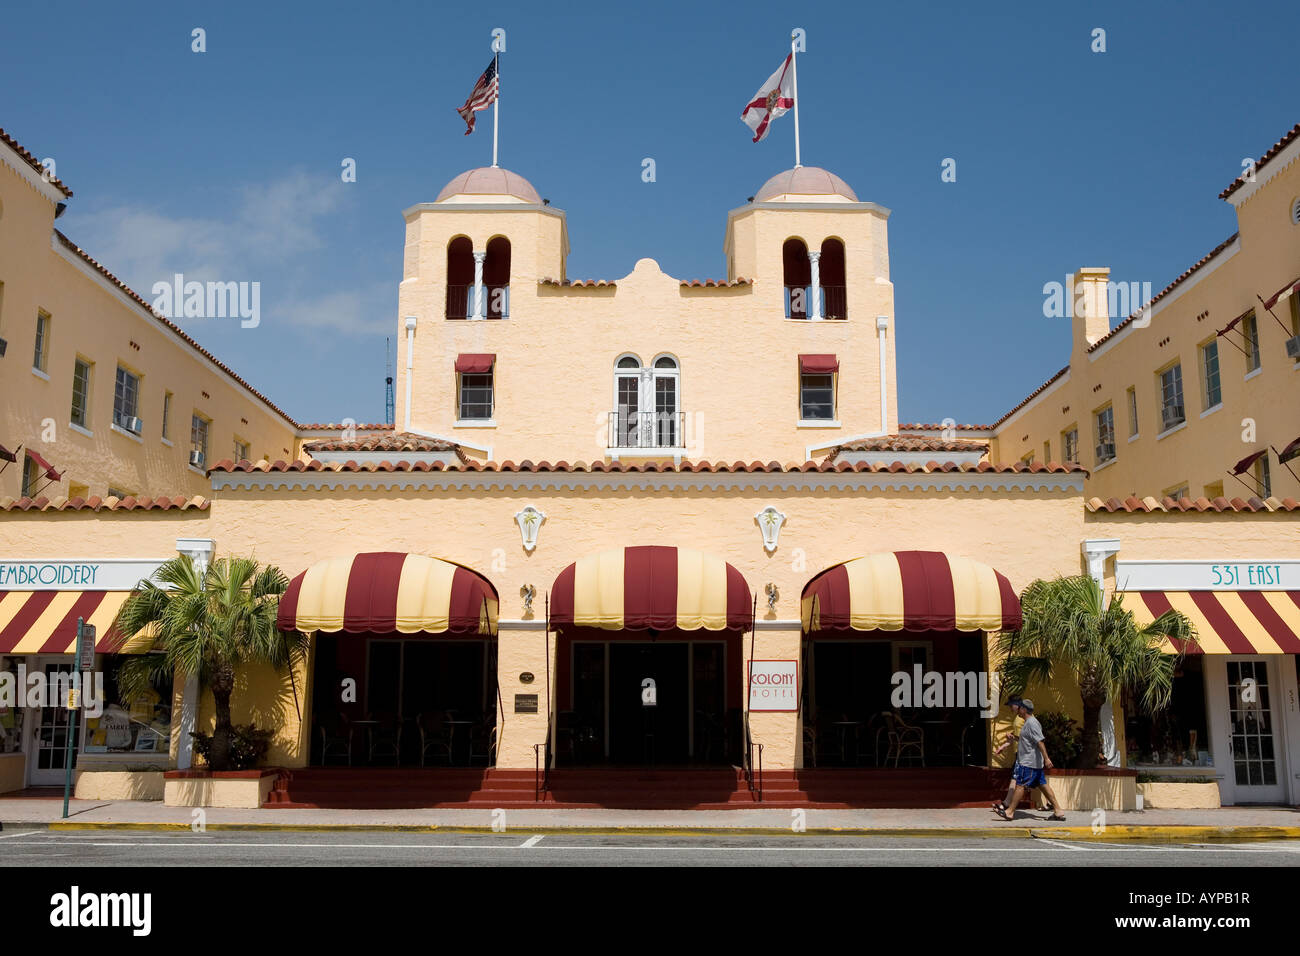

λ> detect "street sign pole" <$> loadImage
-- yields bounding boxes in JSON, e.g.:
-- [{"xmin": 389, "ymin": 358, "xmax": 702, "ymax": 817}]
[{"xmin": 62, "ymin": 618, "xmax": 95, "ymax": 819}]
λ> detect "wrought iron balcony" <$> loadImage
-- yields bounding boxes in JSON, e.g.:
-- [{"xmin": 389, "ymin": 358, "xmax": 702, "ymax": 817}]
[
  {"xmin": 783, "ymin": 285, "xmax": 847, "ymax": 319},
  {"xmin": 608, "ymin": 410, "xmax": 686, "ymax": 449},
  {"xmin": 446, "ymin": 285, "xmax": 510, "ymax": 320}
]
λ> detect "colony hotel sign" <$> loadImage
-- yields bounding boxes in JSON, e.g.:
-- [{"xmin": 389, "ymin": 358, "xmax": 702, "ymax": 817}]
[
  {"xmin": 748, "ymin": 660, "xmax": 799, "ymax": 712},
  {"xmin": 0, "ymin": 559, "xmax": 165, "ymax": 591},
  {"xmin": 1116, "ymin": 559, "xmax": 1300, "ymax": 591}
]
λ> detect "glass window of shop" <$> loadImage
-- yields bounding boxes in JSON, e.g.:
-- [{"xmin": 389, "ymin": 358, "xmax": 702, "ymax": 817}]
[
  {"xmin": 1123, "ymin": 657, "xmax": 1210, "ymax": 768},
  {"xmin": 0, "ymin": 656, "xmax": 26, "ymax": 753},
  {"xmin": 81, "ymin": 657, "xmax": 172, "ymax": 757}
]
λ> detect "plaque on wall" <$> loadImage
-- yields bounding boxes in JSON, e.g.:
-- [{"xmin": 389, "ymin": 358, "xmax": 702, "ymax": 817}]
[{"xmin": 514, "ymin": 694, "xmax": 539, "ymax": 714}]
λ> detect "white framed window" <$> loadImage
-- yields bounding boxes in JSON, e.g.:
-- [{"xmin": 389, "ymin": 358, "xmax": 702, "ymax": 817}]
[
  {"xmin": 799, "ymin": 373, "xmax": 835, "ymax": 420},
  {"xmin": 233, "ymin": 438, "xmax": 250, "ymax": 462},
  {"xmin": 458, "ymin": 371, "xmax": 494, "ymax": 420},
  {"xmin": 33, "ymin": 310, "xmax": 50, "ymax": 372},
  {"xmin": 113, "ymin": 365, "xmax": 142, "ymax": 433},
  {"xmin": 1199, "ymin": 340, "xmax": 1221, "ymax": 409},
  {"xmin": 1242, "ymin": 312, "xmax": 1261, "ymax": 373},
  {"xmin": 1162, "ymin": 482, "xmax": 1190, "ymax": 501},
  {"xmin": 610, "ymin": 354, "xmax": 681, "ymax": 448},
  {"xmin": 1093, "ymin": 405, "xmax": 1115, "ymax": 464},
  {"xmin": 1126, "ymin": 386, "xmax": 1139, "ymax": 438},
  {"xmin": 1255, "ymin": 455, "xmax": 1272, "ymax": 499},
  {"xmin": 1061, "ymin": 426, "xmax": 1079, "ymax": 464},
  {"xmin": 190, "ymin": 412, "xmax": 210, "ymax": 467},
  {"xmin": 70, "ymin": 357, "xmax": 92, "ymax": 428},
  {"xmin": 21, "ymin": 454, "xmax": 41, "ymax": 498},
  {"xmin": 1157, "ymin": 363, "xmax": 1185, "ymax": 432}
]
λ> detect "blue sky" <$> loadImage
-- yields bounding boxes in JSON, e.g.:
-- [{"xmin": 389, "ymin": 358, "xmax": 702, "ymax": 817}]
[{"xmin": 4, "ymin": 0, "xmax": 1298, "ymax": 427}]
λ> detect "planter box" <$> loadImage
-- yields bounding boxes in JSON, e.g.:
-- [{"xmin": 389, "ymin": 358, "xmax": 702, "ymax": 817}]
[
  {"xmin": 0, "ymin": 753, "xmax": 25, "ymax": 794},
  {"xmin": 1137, "ymin": 781, "xmax": 1221, "ymax": 809},
  {"xmin": 163, "ymin": 769, "xmax": 281, "ymax": 809},
  {"xmin": 1031, "ymin": 767, "xmax": 1139, "ymax": 811},
  {"xmin": 74, "ymin": 770, "xmax": 166, "ymax": 801}
]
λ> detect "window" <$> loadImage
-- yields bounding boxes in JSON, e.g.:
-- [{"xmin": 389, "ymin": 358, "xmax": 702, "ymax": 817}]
[
  {"xmin": 162, "ymin": 392, "xmax": 173, "ymax": 440},
  {"xmin": 1061, "ymin": 427, "xmax": 1079, "ymax": 464},
  {"xmin": 33, "ymin": 310, "xmax": 50, "ymax": 372},
  {"xmin": 233, "ymin": 438, "xmax": 250, "ymax": 461},
  {"xmin": 1242, "ymin": 311, "xmax": 1261, "ymax": 373},
  {"xmin": 21, "ymin": 453, "xmax": 41, "ymax": 497},
  {"xmin": 1123, "ymin": 657, "xmax": 1207, "ymax": 768},
  {"xmin": 458, "ymin": 371, "xmax": 494, "ymax": 420},
  {"xmin": 1126, "ymin": 386, "xmax": 1139, "ymax": 438},
  {"xmin": 107, "ymin": 486, "xmax": 133, "ymax": 499},
  {"xmin": 652, "ymin": 356, "xmax": 680, "ymax": 447},
  {"xmin": 609, "ymin": 355, "xmax": 682, "ymax": 448},
  {"xmin": 800, "ymin": 373, "xmax": 835, "ymax": 420},
  {"xmin": 1163, "ymin": 482, "xmax": 1190, "ymax": 500},
  {"xmin": 70, "ymin": 358, "xmax": 92, "ymax": 428},
  {"xmin": 1157, "ymin": 363, "xmax": 1185, "ymax": 432},
  {"xmin": 1093, "ymin": 406, "xmax": 1115, "ymax": 464},
  {"xmin": 1042, "ymin": 441, "xmax": 1050, "ymax": 462},
  {"xmin": 1019, "ymin": 450, "xmax": 1035, "ymax": 466},
  {"xmin": 1199, "ymin": 340, "xmax": 1221, "ymax": 410},
  {"xmin": 113, "ymin": 366, "xmax": 141, "ymax": 432},
  {"xmin": 782, "ymin": 238, "xmax": 812, "ymax": 318},
  {"xmin": 82, "ymin": 657, "xmax": 171, "ymax": 757},
  {"xmin": 190, "ymin": 413, "xmax": 210, "ymax": 467},
  {"xmin": 1255, "ymin": 456, "xmax": 1272, "ymax": 499}
]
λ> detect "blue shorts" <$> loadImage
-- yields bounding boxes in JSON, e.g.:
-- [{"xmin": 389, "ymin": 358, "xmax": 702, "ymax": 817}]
[{"xmin": 1013, "ymin": 765, "xmax": 1048, "ymax": 789}]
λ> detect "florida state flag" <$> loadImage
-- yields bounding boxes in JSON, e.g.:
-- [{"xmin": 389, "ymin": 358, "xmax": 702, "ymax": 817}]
[{"xmin": 741, "ymin": 54, "xmax": 795, "ymax": 143}]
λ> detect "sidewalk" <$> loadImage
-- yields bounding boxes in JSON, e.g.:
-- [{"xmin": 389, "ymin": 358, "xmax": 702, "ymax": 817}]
[{"xmin": 2, "ymin": 799, "xmax": 1299, "ymax": 841}]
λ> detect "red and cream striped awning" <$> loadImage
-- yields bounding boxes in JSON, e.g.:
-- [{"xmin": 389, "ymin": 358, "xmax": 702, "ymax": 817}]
[
  {"xmin": 276, "ymin": 552, "xmax": 499, "ymax": 636},
  {"xmin": 801, "ymin": 551, "xmax": 1022, "ymax": 633},
  {"xmin": 0, "ymin": 590, "xmax": 155, "ymax": 654},
  {"xmin": 1125, "ymin": 590, "xmax": 1300, "ymax": 655},
  {"xmin": 550, "ymin": 546, "xmax": 752, "ymax": 632}
]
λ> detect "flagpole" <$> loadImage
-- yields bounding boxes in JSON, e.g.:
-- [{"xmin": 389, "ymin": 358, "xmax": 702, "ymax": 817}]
[
  {"xmin": 790, "ymin": 32, "xmax": 801, "ymax": 168},
  {"xmin": 492, "ymin": 50, "xmax": 500, "ymax": 168}
]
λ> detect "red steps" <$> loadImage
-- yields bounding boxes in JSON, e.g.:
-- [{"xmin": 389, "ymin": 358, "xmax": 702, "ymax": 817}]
[{"xmin": 264, "ymin": 766, "xmax": 1006, "ymax": 810}]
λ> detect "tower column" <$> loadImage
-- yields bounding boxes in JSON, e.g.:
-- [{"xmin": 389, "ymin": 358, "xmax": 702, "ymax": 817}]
[
  {"xmin": 808, "ymin": 250, "xmax": 822, "ymax": 321},
  {"xmin": 471, "ymin": 251, "xmax": 487, "ymax": 320}
]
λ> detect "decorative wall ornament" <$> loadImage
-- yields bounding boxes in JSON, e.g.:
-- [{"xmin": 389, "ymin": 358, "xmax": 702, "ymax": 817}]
[
  {"xmin": 755, "ymin": 506, "xmax": 787, "ymax": 551},
  {"xmin": 520, "ymin": 584, "xmax": 536, "ymax": 614},
  {"xmin": 765, "ymin": 582, "xmax": 780, "ymax": 611},
  {"xmin": 515, "ymin": 505, "xmax": 546, "ymax": 551}
]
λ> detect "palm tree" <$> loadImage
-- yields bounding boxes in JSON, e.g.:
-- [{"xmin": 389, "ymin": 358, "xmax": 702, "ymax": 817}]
[
  {"xmin": 114, "ymin": 555, "xmax": 307, "ymax": 771},
  {"xmin": 994, "ymin": 575, "xmax": 1197, "ymax": 769}
]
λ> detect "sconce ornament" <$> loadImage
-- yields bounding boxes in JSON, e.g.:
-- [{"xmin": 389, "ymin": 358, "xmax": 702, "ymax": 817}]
[
  {"xmin": 754, "ymin": 506, "xmax": 787, "ymax": 552},
  {"xmin": 514, "ymin": 505, "xmax": 546, "ymax": 552},
  {"xmin": 520, "ymin": 584, "xmax": 536, "ymax": 613},
  {"xmin": 765, "ymin": 582, "xmax": 779, "ymax": 611}
]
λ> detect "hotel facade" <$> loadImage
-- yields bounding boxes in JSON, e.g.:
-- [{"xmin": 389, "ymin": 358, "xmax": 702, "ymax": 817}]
[{"xmin": 1, "ymin": 123, "xmax": 1298, "ymax": 810}]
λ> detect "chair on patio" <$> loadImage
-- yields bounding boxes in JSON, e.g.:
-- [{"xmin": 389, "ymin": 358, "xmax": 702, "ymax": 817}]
[
  {"xmin": 417, "ymin": 712, "xmax": 453, "ymax": 766},
  {"xmin": 802, "ymin": 724, "xmax": 819, "ymax": 767},
  {"xmin": 856, "ymin": 713, "xmax": 886, "ymax": 767},
  {"xmin": 469, "ymin": 719, "xmax": 497, "ymax": 766},
  {"xmin": 695, "ymin": 710, "xmax": 727, "ymax": 762},
  {"xmin": 366, "ymin": 714, "xmax": 403, "ymax": 765},
  {"xmin": 318, "ymin": 714, "xmax": 353, "ymax": 766},
  {"xmin": 883, "ymin": 711, "xmax": 925, "ymax": 767}
]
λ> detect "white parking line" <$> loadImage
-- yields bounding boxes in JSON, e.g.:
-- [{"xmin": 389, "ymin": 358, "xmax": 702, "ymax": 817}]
[
  {"xmin": 0, "ymin": 830, "xmax": 46, "ymax": 840},
  {"xmin": 519, "ymin": 835, "xmax": 544, "ymax": 848}
]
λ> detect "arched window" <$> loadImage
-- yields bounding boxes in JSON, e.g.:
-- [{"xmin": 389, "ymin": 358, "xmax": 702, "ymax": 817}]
[
  {"xmin": 609, "ymin": 355, "xmax": 683, "ymax": 449},
  {"xmin": 782, "ymin": 238, "xmax": 811, "ymax": 318},
  {"xmin": 483, "ymin": 236, "xmax": 511, "ymax": 319},
  {"xmin": 446, "ymin": 236, "xmax": 474, "ymax": 319},
  {"xmin": 820, "ymin": 238, "xmax": 847, "ymax": 319}
]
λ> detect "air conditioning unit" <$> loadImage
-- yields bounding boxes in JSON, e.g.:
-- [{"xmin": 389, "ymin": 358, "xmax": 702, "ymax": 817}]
[
  {"xmin": 124, "ymin": 416, "xmax": 143, "ymax": 434},
  {"xmin": 0, "ymin": 337, "xmax": 7, "ymax": 357},
  {"xmin": 1095, "ymin": 442, "xmax": 1116, "ymax": 462},
  {"xmin": 189, "ymin": 450, "xmax": 205, "ymax": 468},
  {"xmin": 1286, "ymin": 335, "xmax": 1300, "ymax": 360},
  {"xmin": 1161, "ymin": 405, "xmax": 1185, "ymax": 430}
]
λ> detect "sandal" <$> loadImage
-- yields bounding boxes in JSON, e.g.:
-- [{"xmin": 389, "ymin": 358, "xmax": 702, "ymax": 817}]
[
  {"xmin": 1047, "ymin": 812, "xmax": 1066, "ymax": 821},
  {"xmin": 992, "ymin": 801, "xmax": 1006, "ymax": 812},
  {"xmin": 995, "ymin": 807, "xmax": 1011, "ymax": 820}
]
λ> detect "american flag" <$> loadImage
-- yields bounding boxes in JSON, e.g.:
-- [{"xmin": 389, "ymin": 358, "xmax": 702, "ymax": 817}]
[{"xmin": 456, "ymin": 57, "xmax": 499, "ymax": 135}]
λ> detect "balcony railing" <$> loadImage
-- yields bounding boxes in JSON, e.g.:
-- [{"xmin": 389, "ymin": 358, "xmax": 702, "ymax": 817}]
[
  {"xmin": 784, "ymin": 285, "xmax": 847, "ymax": 319},
  {"xmin": 608, "ymin": 410, "xmax": 685, "ymax": 449},
  {"xmin": 446, "ymin": 285, "xmax": 510, "ymax": 320}
]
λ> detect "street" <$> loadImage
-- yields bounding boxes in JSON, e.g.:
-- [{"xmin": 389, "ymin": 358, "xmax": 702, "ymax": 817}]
[{"xmin": 2, "ymin": 829, "xmax": 1299, "ymax": 866}]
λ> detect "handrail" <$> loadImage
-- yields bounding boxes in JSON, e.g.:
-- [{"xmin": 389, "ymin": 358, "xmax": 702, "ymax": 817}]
[{"xmin": 746, "ymin": 739, "xmax": 764, "ymax": 802}]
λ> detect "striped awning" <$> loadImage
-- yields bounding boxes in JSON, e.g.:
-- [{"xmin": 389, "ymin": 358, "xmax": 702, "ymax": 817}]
[
  {"xmin": 276, "ymin": 552, "xmax": 498, "ymax": 636},
  {"xmin": 550, "ymin": 546, "xmax": 752, "ymax": 631},
  {"xmin": 0, "ymin": 591, "xmax": 155, "ymax": 654},
  {"xmin": 1125, "ymin": 590, "xmax": 1300, "ymax": 655},
  {"xmin": 801, "ymin": 551, "xmax": 1022, "ymax": 633}
]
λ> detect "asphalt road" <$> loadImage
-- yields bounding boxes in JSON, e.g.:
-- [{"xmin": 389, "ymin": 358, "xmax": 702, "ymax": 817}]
[{"xmin": 2, "ymin": 829, "xmax": 1300, "ymax": 866}]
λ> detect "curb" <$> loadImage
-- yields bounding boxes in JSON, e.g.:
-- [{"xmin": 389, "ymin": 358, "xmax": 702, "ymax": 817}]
[{"xmin": 4, "ymin": 821, "xmax": 1297, "ymax": 841}]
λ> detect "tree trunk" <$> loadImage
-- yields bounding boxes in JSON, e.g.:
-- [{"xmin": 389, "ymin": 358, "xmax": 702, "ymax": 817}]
[{"xmin": 209, "ymin": 663, "xmax": 236, "ymax": 772}]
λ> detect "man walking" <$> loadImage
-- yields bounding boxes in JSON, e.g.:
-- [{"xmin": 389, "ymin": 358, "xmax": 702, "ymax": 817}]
[{"xmin": 996, "ymin": 699, "xmax": 1065, "ymax": 821}]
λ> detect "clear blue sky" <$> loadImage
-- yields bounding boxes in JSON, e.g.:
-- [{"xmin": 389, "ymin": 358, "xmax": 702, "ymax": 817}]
[{"xmin": 5, "ymin": 0, "xmax": 1297, "ymax": 427}]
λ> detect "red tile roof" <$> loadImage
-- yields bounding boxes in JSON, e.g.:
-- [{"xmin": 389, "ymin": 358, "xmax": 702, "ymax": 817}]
[
  {"xmin": 0, "ymin": 127, "xmax": 73, "ymax": 197},
  {"xmin": 53, "ymin": 231, "xmax": 297, "ymax": 427},
  {"xmin": 1219, "ymin": 123, "xmax": 1300, "ymax": 200},
  {"xmin": 833, "ymin": 435, "xmax": 989, "ymax": 454},
  {"xmin": 539, "ymin": 278, "xmax": 616, "ymax": 287},
  {"xmin": 897, "ymin": 422, "xmax": 995, "ymax": 432},
  {"xmin": 211, "ymin": 458, "xmax": 1085, "ymax": 476},
  {"xmin": 680, "ymin": 278, "xmax": 751, "ymax": 288},
  {"xmin": 297, "ymin": 423, "xmax": 393, "ymax": 432},
  {"xmin": 1086, "ymin": 495, "xmax": 1299, "ymax": 513},
  {"xmin": 0, "ymin": 494, "xmax": 210, "ymax": 512},
  {"xmin": 303, "ymin": 431, "xmax": 468, "ymax": 463}
]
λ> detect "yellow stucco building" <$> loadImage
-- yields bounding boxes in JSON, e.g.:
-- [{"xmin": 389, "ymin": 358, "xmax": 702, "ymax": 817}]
[{"xmin": 1, "ymin": 121, "xmax": 1298, "ymax": 810}]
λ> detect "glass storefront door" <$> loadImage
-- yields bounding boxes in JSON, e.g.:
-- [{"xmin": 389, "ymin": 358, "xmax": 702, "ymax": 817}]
[
  {"xmin": 25, "ymin": 658, "xmax": 80, "ymax": 787},
  {"xmin": 1225, "ymin": 658, "xmax": 1285, "ymax": 803}
]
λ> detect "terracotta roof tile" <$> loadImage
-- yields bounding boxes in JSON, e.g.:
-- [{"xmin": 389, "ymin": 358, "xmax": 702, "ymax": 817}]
[
  {"xmin": 1220, "ymin": 123, "xmax": 1300, "ymax": 200},
  {"xmin": 296, "ymin": 423, "xmax": 393, "ymax": 432},
  {"xmin": 1086, "ymin": 495, "xmax": 1299, "ymax": 513},
  {"xmin": 53, "ymin": 231, "xmax": 297, "ymax": 427},
  {"xmin": 538, "ymin": 277, "xmax": 616, "ymax": 287},
  {"xmin": 0, "ymin": 127, "xmax": 73, "ymax": 197},
  {"xmin": 897, "ymin": 422, "xmax": 994, "ymax": 432},
  {"xmin": 834, "ymin": 435, "xmax": 990, "ymax": 454},
  {"xmin": 0, "ymin": 494, "xmax": 210, "ymax": 512},
  {"xmin": 210, "ymin": 458, "xmax": 1085, "ymax": 476},
  {"xmin": 680, "ymin": 278, "xmax": 751, "ymax": 288},
  {"xmin": 303, "ymin": 432, "xmax": 467, "ymax": 463}
]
